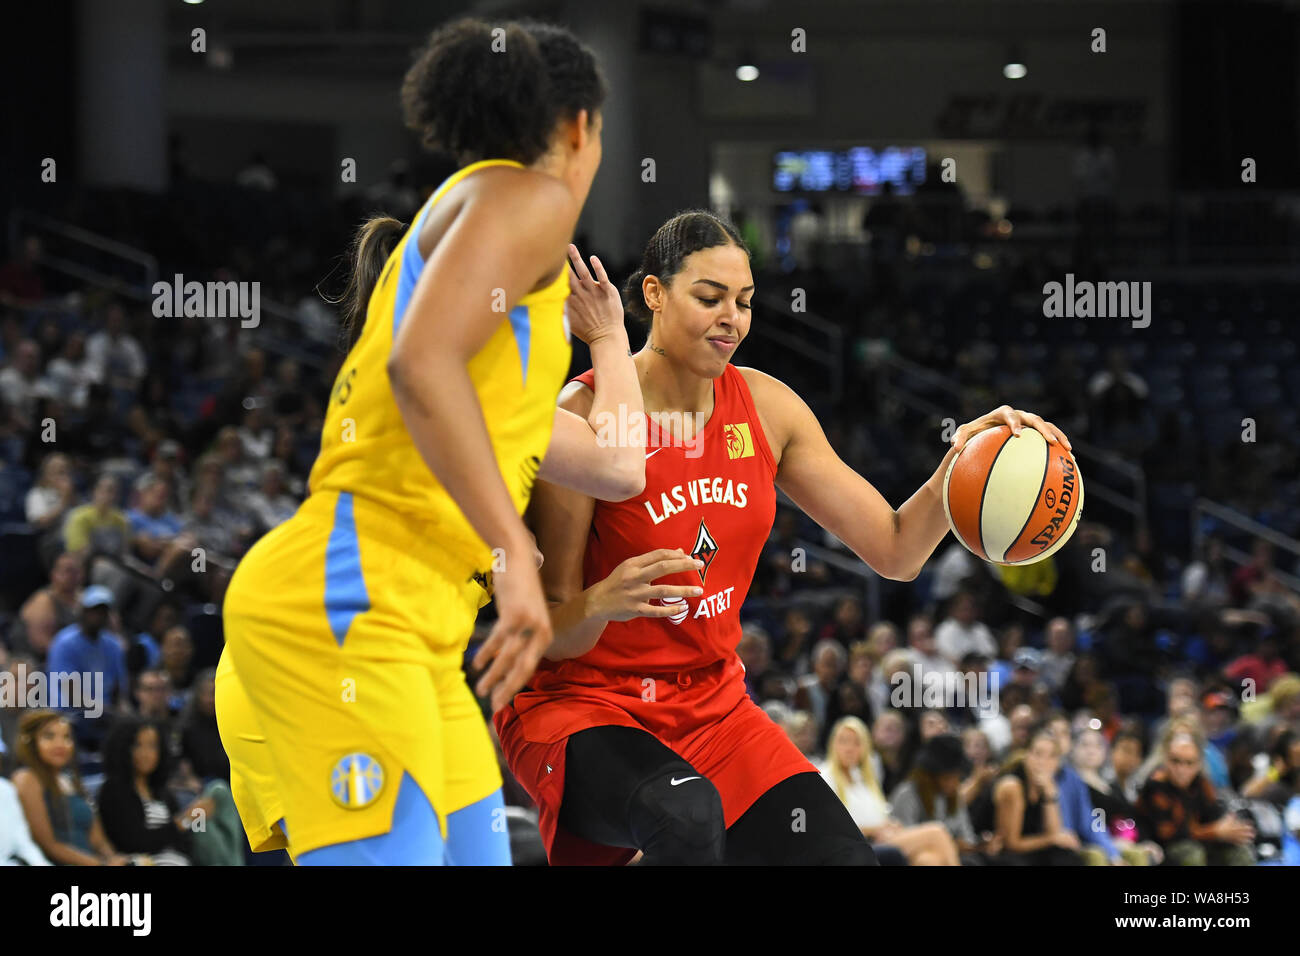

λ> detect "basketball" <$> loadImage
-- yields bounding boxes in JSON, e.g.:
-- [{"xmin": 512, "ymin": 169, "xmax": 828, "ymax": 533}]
[{"xmin": 943, "ymin": 425, "xmax": 1084, "ymax": 566}]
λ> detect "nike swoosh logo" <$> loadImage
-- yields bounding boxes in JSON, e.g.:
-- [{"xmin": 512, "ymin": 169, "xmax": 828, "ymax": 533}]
[
  {"xmin": 669, "ymin": 776, "xmax": 701, "ymax": 786},
  {"xmin": 646, "ymin": 448, "xmax": 665, "ymax": 459}
]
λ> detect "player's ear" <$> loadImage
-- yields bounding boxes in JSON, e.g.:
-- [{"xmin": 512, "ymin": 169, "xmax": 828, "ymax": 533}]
[{"xmin": 642, "ymin": 274, "xmax": 663, "ymax": 313}]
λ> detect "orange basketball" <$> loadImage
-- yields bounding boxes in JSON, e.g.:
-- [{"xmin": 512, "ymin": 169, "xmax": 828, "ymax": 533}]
[{"xmin": 942, "ymin": 425, "xmax": 1084, "ymax": 566}]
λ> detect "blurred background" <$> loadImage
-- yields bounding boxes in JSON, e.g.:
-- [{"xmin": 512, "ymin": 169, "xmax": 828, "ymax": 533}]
[{"xmin": 0, "ymin": 0, "xmax": 1298, "ymax": 867}]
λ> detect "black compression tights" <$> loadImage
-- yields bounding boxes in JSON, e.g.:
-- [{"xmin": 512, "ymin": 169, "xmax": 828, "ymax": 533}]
[{"xmin": 558, "ymin": 725, "xmax": 878, "ymax": 865}]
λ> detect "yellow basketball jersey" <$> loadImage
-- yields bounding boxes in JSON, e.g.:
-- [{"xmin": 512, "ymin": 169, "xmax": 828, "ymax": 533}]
[{"xmin": 308, "ymin": 159, "xmax": 572, "ymax": 574}]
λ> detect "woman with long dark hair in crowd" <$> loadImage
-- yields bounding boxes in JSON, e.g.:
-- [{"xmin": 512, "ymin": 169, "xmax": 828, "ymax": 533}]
[{"xmin": 12, "ymin": 710, "xmax": 126, "ymax": 865}]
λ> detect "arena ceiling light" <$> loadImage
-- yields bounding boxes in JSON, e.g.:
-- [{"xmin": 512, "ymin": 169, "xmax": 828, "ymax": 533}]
[
  {"xmin": 1002, "ymin": 44, "xmax": 1027, "ymax": 79},
  {"xmin": 736, "ymin": 46, "xmax": 759, "ymax": 81}
]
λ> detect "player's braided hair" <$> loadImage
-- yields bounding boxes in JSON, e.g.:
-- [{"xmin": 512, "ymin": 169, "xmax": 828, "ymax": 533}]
[{"xmin": 623, "ymin": 210, "xmax": 751, "ymax": 325}]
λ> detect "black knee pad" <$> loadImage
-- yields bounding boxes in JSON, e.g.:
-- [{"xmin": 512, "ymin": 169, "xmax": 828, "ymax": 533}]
[{"xmin": 626, "ymin": 773, "xmax": 726, "ymax": 865}]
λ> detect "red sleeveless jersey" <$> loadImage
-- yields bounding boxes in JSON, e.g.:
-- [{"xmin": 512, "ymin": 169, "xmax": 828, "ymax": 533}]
[{"xmin": 544, "ymin": 363, "xmax": 778, "ymax": 675}]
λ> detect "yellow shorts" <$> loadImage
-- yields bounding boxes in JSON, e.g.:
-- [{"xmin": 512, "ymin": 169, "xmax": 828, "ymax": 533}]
[{"xmin": 217, "ymin": 490, "xmax": 501, "ymax": 858}]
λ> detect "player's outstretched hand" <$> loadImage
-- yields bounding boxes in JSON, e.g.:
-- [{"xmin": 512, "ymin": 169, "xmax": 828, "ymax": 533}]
[
  {"xmin": 950, "ymin": 405, "xmax": 1073, "ymax": 453},
  {"xmin": 564, "ymin": 243, "xmax": 627, "ymax": 347},
  {"xmin": 588, "ymin": 548, "xmax": 705, "ymax": 622},
  {"xmin": 474, "ymin": 548, "xmax": 553, "ymax": 713}
]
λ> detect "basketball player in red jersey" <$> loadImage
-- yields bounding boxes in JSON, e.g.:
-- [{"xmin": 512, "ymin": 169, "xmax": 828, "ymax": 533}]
[{"xmin": 493, "ymin": 212, "xmax": 1072, "ymax": 864}]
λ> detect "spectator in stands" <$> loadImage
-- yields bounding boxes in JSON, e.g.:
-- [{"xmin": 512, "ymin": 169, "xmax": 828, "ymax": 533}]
[
  {"xmin": 819, "ymin": 716, "xmax": 960, "ymax": 865},
  {"xmin": 63, "ymin": 473, "xmax": 129, "ymax": 562},
  {"xmin": 1182, "ymin": 536, "xmax": 1231, "ymax": 608},
  {"xmin": 796, "ymin": 638, "xmax": 847, "ymax": 734},
  {"xmin": 45, "ymin": 586, "xmax": 129, "ymax": 752},
  {"xmin": 1200, "ymin": 690, "xmax": 1241, "ymax": 754},
  {"xmin": 782, "ymin": 710, "xmax": 819, "ymax": 759},
  {"xmin": 1225, "ymin": 630, "xmax": 1288, "ymax": 694},
  {"xmin": 1040, "ymin": 617, "xmax": 1076, "ymax": 693},
  {"xmin": 846, "ymin": 639, "xmax": 873, "ymax": 691},
  {"xmin": 1004, "ymin": 703, "xmax": 1036, "ymax": 760},
  {"xmin": 127, "ymin": 474, "xmax": 194, "ymax": 582},
  {"xmin": 44, "ymin": 331, "xmax": 96, "ymax": 410},
  {"xmin": 97, "ymin": 718, "xmax": 197, "ymax": 865},
  {"xmin": 1060, "ymin": 652, "xmax": 1102, "ymax": 713},
  {"xmin": 181, "ymin": 485, "xmax": 245, "ymax": 602},
  {"xmin": 85, "ymin": 301, "xmax": 146, "ymax": 395},
  {"xmin": 819, "ymin": 596, "xmax": 868, "ymax": 648},
  {"xmin": 871, "ymin": 709, "xmax": 911, "ymax": 795},
  {"xmin": 924, "ymin": 701, "xmax": 958, "ymax": 737},
  {"xmin": 891, "ymin": 733, "xmax": 1001, "ymax": 864},
  {"xmin": 935, "ymin": 591, "xmax": 997, "ymax": 666},
  {"xmin": 160, "ymin": 625, "xmax": 196, "ymax": 695},
  {"xmin": 1044, "ymin": 712, "xmax": 1128, "ymax": 865},
  {"xmin": 133, "ymin": 668, "xmax": 176, "ymax": 722},
  {"xmin": 129, "ymin": 602, "xmax": 178, "ymax": 678},
  {"xmin": 246, "ymin": 461, "xmax": 297, "ymax": 532},
  {"xmin": 1241, "ymin": 729, "xmax": 1300, "ymax": 808},
  {"xmin": 905, "ymin": 613, "xmax": 949, "ymax": 680},
  {"xmin": 821, "ymin": 678, "xmax": 876, "ymax": 753},
  {"xmin": 12, "ymin": 710, "xmax": 127, "ymax": 865},
  {"xmin": 1138, "ymin": 719, "xmax": 1255, "ymax": 865},
  {"xmin": 960, "ymin": 727, "xmax": 998, "ymax": 809},
  {"xmin": 25, "ymin": 452, "xmax": 77, "ymax": 563},
  {"xmin": 929, "ymin": 541, "xmax": 979, "ymax": 606},
  {"xmin": 0, "ymin": 236, "xmax": 46, "ymax": 304},
  {"xmin": 178, "ymin": 668, "xmax": 229, "ymax": 783},
  {"xmin": 0, "ymin": 647, "xmax": 35, "ymax": 764},
  {"xmin": 738, "ymin": 624, "xmax": 774, "ymax": 701},
  {"xmin": 1070, "ymin": 724, "xmax": 1159, "ymax": 864},
  {"xmin": 12, "ymin": 551, "xmax": 83, "ymax": 661},
  {"xmin": 0, "ymin": 774, "xmax": 51, "ymax": 864},
  {"xmin": 214, "ymin": 425, "xmax": 261, "ymax": 493},
  {"xmin": 1098, "ymin": 601, "xmax": 1164, "ymax": 715},
  {"xmin": 0, "ymin": 339, "xmax": 43, "ymax": 429},
  {"xmin": 867, "ymin": 648, "xmax": 914, "ymax": 722},
  {"xmin": 1248, "ymin": 672, "xmax": 1300, "ymax": 738},
  {"xmin": 1087, "ymin": 347, "xmax": 1150, "ymax": 445},
  {"xmin": 1102, "ymin": 725, "xmax": 1146, "ymax": 805},
  {"xmin": 1230, "ymin": 539, "xmax": 1275, "ymax": 608},
  {"xmin": 991, "ymin": 723, "xmax": 1084, "ymax": 865},
  {"xmin": 146, "ymin": 440, "xmax": 190, "ymax": 514}
]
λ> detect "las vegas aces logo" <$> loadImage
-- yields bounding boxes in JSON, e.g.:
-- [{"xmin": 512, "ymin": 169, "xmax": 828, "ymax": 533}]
[{"xmin": 692, "ymin": 519, "xmax": 719, "ymax": 584}]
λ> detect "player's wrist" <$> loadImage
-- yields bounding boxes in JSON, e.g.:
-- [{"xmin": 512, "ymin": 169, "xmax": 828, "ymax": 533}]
[{"xmin": 585, "ymin": 326, "xmax": 632, "ymax": 353}]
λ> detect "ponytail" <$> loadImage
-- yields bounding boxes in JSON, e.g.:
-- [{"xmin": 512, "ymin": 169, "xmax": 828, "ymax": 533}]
[{"xmin": 336, "ymin": 216, "xmax": 405, "ymax": 349}]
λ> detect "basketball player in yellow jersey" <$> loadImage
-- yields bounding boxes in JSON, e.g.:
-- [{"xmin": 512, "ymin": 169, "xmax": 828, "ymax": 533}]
[{"xmin": 217, "ymin": 18, "xmax": 631, "ymax": 865}]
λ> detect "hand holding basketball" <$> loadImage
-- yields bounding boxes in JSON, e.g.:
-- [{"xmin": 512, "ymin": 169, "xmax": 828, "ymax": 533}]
[
  {"xmin": 565, "ymin": 243, "xmax": 627, "ymax": 347},
  {"xmin": 950, "ymin": 405, "xmax": 1072, "ymax": 453},
  {"xmin": 944, "ymin": 407, "xmax": 1083, "ymax": 566}
]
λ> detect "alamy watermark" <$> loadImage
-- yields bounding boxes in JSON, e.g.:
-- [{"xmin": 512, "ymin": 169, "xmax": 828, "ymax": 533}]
[
  {"xmin": 593, "ymin": 404, "xmax": 708, "ymax": 459},
  {"xmin": 890, "ymin": 664, "xmax": 998, "ymax": 715},
  {"xmin": 0, "ymin": 664, "xmax": 105, "ymax": 718},
  {"xmin": 152, "ymin": 273, "xmax": 260, "ymax": 327},
  {"xmin": 1042, "ymin": 273, "xmax": 1151, "ymax": 329}
]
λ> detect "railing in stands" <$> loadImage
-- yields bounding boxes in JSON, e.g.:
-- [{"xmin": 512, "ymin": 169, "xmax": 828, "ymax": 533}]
[
  {"xmin": 1191, "ymin": 498, "xmax": 1300, "ymax": 593},
  {"xmin": 8, "ymin": 208, "xmax": 331, "ymax": 370},
  {"xmin": 10, "ymin": 209, "xmax": 159, "ymax": 300},
  {"xmin": 751, "ymin": 291, "xmax": 845, "ymax": 403}
]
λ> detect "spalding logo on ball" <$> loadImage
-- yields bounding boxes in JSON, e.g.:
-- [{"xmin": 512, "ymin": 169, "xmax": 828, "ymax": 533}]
[{"xmin": 943, "ymin": 425, "xmax": 1083, "ymax": 566}]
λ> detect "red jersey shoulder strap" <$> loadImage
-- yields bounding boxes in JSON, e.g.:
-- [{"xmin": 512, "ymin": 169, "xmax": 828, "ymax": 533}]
[{"xmin": 569, "ymin": 368, "xmax": 596, "ymax": 390}]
